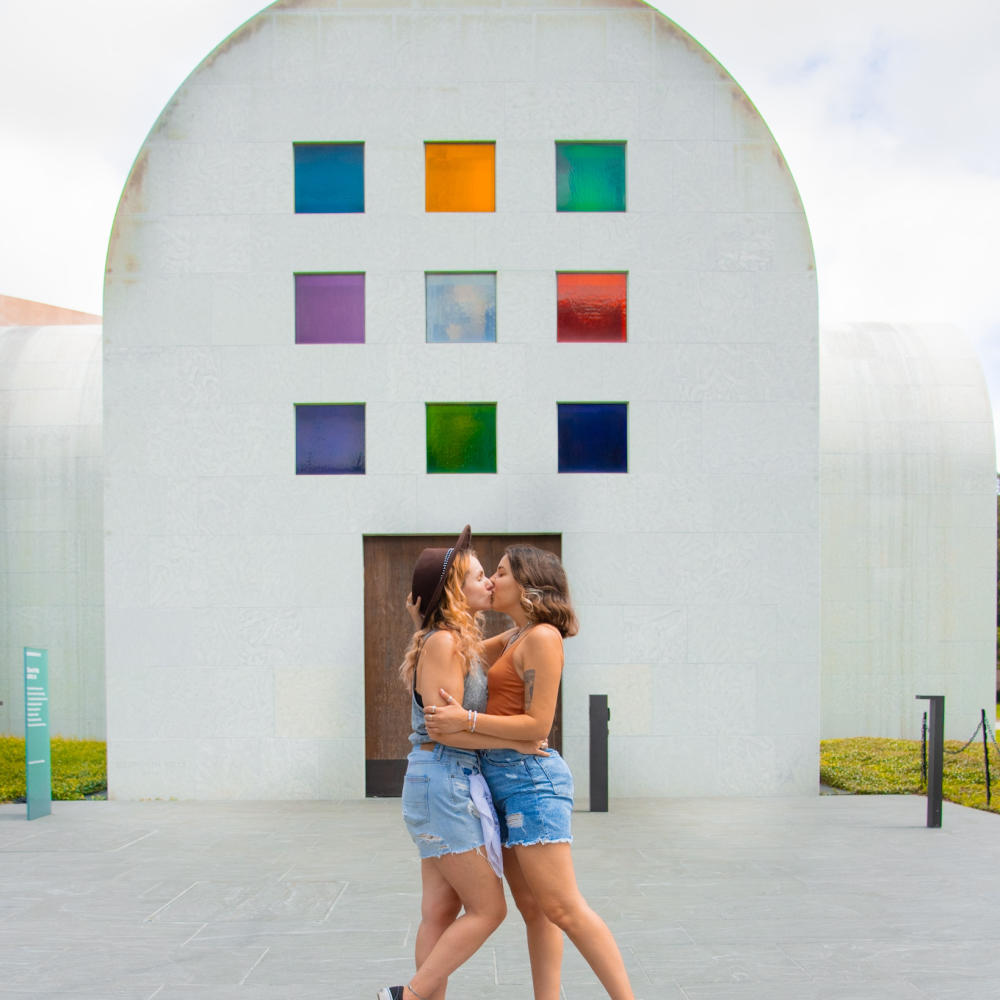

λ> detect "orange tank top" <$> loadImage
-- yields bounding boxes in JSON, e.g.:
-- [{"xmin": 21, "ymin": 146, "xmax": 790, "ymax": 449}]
[{"xmin": 485, "ymin": 639, "xmax": 525, "ymax": 716}]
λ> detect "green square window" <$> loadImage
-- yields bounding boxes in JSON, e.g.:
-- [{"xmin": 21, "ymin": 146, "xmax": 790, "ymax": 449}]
[
  {"xmin": 556, "ymin": 142, "xmax": 626, "ymax": 212},
  {"xmin": 426, "ymin": 403, "xmax": 497, "ymax": 474}
]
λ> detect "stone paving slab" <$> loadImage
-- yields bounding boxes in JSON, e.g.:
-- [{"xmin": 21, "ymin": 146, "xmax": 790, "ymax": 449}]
[{"xmin": 0, "ymin": 795, "xmax": 997, "ymax": 999}]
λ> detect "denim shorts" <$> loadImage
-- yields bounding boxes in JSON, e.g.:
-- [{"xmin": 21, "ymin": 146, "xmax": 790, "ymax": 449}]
[
  {"xmin": 479, "ymin": 748, "xmax": 574, "ymax": 848},
  {"xmin": 402, "ymin": 744, "xmax": 488, "ymax": 859}
]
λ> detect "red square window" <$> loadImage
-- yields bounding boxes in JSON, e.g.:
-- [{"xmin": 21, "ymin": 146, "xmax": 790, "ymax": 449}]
[{"xmin": 557, "ymin": 273, "xmax": 627, "ymax": 343}]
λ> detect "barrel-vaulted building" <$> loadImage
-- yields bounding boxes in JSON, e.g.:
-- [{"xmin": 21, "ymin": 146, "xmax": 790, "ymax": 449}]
[{"xmin": 2, "ymin": 0, "xmax": 990, "ymax": 801}]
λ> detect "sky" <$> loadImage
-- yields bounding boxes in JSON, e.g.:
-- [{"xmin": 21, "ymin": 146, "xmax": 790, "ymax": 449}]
[{"xmin": 2, "ymin": 0, "xmax": 998, "ymax": 450}]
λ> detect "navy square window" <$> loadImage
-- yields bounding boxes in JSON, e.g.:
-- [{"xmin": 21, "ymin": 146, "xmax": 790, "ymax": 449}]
[
  {"xmin": 295, "ymin": 404, "xmax": 365, "ymax": 474},
  {"xmin": 294, "ymin": 143, "xmax": 364, "ymax": 213},
  {"xmin": 557, "ymin": 403, "xmax": 627, "ymax": 473}
]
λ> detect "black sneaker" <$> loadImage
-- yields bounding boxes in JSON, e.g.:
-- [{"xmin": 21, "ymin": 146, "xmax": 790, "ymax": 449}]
[{"xmin": 377, "ymin": 988, "xmax": 404, "ymax": 1000}]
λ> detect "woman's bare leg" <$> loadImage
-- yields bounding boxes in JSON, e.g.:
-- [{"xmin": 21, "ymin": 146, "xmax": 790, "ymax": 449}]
[
  {"xmin": 404, "ymin": 850, "xmax": 507, "ymax": 1000},
  {"xmin": 414, "ymin": 860, "xmax": 462, "ymax": 1000},
  {"xmin": 513, "ymin": 842, "xmax": 634, "ymax": 1000},
  {"xmin": 502, "ymin": 847, "xmax": 563, "ymax": 1000}
]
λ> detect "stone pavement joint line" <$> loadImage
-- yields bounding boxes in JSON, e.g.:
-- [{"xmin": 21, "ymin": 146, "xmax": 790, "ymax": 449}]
[{"xmin": 1, "ymin": 796, "xmax": 997, "ymax": 999}]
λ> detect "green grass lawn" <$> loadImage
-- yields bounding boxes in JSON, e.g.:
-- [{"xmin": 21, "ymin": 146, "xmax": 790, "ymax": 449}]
[
  {"xmin": 821, "ymin": 736, "xmax": 1000, "ymax": 815},
  {"xmin": 0, "ymin": 737, "xmax": 106, "ymax": 802},
  {"xmin": 2, "ymin": 736, "xmax": 999, "ymax": 813}
]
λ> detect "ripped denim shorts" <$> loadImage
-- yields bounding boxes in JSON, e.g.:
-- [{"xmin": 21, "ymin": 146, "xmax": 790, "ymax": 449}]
[
  {"xmin": 402, "ymin": 744, "xmax": 488, "ymax": 859},
  {"xmin": 479, "ymin": 748, "xmax": 574, "ymax": 848}
]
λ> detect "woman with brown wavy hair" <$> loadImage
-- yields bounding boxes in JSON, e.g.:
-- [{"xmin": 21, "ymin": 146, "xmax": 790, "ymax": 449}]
[
  {"xmin": 379, "ymin": 528, "xmax": 547, "ymax": 1000},
  {"xmin": 425, "ymin": 545, "xmax": 635, "ymax": 1000}
]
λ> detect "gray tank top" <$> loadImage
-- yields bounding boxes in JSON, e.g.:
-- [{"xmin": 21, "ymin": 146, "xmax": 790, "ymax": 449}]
[{"xmin": 409, "ymin": 630, "xmax": 488, "ymax": 747}]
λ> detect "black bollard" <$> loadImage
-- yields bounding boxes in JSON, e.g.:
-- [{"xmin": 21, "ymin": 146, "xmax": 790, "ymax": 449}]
[
  {"xmin": 982, "ymin": 709, "xmax": 991, "ymax": 807},
  {"xmin": 916, "ymin": 695, "xmax": 944, "ymax": 828},
  {"xmin": 589, "ymin": 694, "xmax": 609, "ymax": 812}
]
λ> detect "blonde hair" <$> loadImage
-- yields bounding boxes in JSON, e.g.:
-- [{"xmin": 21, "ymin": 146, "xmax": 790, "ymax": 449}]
[{"xmin": 399, "ymin": 549, "xmax": 484, "ymax": 689}]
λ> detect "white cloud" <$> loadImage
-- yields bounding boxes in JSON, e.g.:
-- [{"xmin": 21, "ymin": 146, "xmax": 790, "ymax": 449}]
[
  {"xmin": 0, "ymin": 0, "xmax": 266, "ymax": 312},
  {"xmin": 2, "ymin": 0, "xmax": 998, "ymax": 457},
  {"xmin": 661, "ymin": 0, "xmax": 1000, "ymax": 450}
]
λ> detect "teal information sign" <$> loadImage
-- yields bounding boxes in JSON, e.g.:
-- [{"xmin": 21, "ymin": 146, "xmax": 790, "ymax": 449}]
[{"xmin": 24, "ymin": 648, "xmax": 51, "ymax": 820}]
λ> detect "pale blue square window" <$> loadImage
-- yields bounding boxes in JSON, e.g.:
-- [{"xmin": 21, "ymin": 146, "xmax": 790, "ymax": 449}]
[{"xmin": 426, "ymin": 273, "xmax": 497, "ymax": 343}]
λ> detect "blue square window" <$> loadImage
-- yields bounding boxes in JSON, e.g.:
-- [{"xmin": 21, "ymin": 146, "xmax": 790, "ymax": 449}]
[
  {"xmin": 294, "ymin": 143, "xmax": 364, "ymax": 213},
  {"xmin": 557, "ymin": 403, "xmax": 627, "ymax": 473},
  {"xmin": 295, "ymin": 404, "xmax": 365, "ymax": 474}
]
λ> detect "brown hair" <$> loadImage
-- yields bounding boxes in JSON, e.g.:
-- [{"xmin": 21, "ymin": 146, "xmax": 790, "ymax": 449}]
[
  {"xmin": 505, "ymin": 545, "xmax": 579, "ymax": 638},
  {"xmin": 399, "ymin": 549, "xmax": 483, "ymax": 688}
]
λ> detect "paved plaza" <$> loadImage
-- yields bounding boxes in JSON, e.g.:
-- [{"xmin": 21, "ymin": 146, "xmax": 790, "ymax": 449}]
[{"xmin": 1, "ymin": 794, "xmax": 997, "ymax": 999}]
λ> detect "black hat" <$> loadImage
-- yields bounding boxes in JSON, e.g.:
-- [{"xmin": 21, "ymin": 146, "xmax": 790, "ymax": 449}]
[{"xmin": 411, "ymin": 525, "xmax": 472, "ymax": 628}]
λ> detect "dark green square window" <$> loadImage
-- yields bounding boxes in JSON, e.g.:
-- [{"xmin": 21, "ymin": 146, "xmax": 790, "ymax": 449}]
[{"xmin": 426, "ymin": 403, "xmax": 497, "ymax": 474}]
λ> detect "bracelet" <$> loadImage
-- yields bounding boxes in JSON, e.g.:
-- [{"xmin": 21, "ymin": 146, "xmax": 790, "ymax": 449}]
[
  {"xmin": 467, "ymin": 709, "xmax": 472, "ymax": 729},
  {"xmin": 470, "ymin": 710, "xmax": 478, "ymax": 733}
]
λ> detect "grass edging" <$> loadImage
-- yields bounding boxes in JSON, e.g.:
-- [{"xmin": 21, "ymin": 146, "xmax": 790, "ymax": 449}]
[
  {"xmin": 821, "ymin": 736, "xmax": 1000, "ymax": 815},
  {"xmin": 2, "ymin": 736, "xmax": 998, "ymax": 813},
  {"xmin": 0, "ymin": 736, "xmax": 106, "ymax": 802}
]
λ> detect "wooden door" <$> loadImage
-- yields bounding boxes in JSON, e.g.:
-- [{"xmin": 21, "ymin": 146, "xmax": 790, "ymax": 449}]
[{"xmin": 363, "ymin": 533, "xmax": 562, "ymax": 796}]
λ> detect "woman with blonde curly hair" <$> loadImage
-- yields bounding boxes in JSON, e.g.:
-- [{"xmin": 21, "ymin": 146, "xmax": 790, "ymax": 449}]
[
  {"xmin": 425, "ymin": 545, "xmax": 635, "ymax": 1000},
  {"xmin": 379, "ymin": 527, "xmax": 547, "ymax": 1000}
]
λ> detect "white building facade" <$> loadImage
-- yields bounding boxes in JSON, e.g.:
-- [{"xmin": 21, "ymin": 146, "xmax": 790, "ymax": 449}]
[{"xmin": 104, "ymin": 0, "xmax": 816, "ymax": 799}]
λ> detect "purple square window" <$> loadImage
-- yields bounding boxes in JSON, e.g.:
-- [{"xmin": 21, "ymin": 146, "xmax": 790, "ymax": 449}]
[
  {"xmin": 295, "ymin": 404, "xmax": 365, "ymax": 475},
  {"xmin": 295, "ymin": 273, "xmax": 365, "ymax": 344}
]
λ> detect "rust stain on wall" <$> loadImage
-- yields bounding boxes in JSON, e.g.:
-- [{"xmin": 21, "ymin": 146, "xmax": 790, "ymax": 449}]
[
  {"xmin": 657, "ymin": 17, "xmax": 730, "ymax": 81},
  {"xmin": 198, "ymin": 12, "xmax": 268, "ymax": 73},
  {"xmin": 105, "ymin": 149, "xmax": 150, "ymax": 283},
  {"xmin": 106, "ymin": 150, "xmax": 148, "ymax": 277},
  {"xmin": 727, "ymin": 87, "xmax": 762, "ymax": 127}
]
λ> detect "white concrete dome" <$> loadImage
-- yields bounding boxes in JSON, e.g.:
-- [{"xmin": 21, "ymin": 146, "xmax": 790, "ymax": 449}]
[
  {"xmin": 0, "ymin": 325, "xmax": 104, "ymax": 739},
  {"xmin": 821, "ymin": 323, "xmax": 996, "ymax": 740}
]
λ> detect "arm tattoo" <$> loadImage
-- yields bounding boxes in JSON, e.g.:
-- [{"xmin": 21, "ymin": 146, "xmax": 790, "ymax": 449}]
[{"xmin": 523, "ymin": 670, "xmax": 535, "ymax": 711}]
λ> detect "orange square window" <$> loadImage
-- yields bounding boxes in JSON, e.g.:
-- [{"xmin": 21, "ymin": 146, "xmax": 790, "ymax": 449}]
[
  {"xmin": 557, "ymin": 273, "xmax": 627, "ymax": 343},
  {"xmin": 425, "ymin": 143, "xmax": 495, "ymax": 212}
]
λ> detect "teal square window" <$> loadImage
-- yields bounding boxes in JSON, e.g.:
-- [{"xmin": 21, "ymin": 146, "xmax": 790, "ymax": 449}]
[
  {"xmin": 426, "ymin": 403, "xmax": 497, "ymax": 473},
  {"xmin": 556, "ymin": 142, "xmax": 626, "ymax": 212},
  {"xmin": 294, "ymin": 143, "xmax": 364, "ymax": 213}
]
